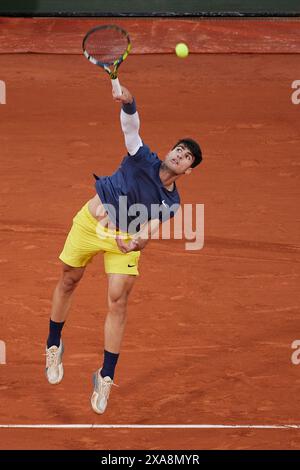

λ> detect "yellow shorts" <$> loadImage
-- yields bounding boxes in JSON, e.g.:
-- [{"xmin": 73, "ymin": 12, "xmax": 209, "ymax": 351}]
[{"xmin": 59, "ymin": 202, "xmax": 140, "ymax": 275}]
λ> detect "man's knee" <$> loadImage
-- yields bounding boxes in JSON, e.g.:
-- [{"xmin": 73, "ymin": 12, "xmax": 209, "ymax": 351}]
[
  {"xmin": 59, "ymin": 264, "xmax": 85, "ymax": 294},
  {"xmin": 109, "ymin": 294, "xmax": 128, "ymax": 316},
  {"xmin": 107, "ymin": 274, "xmax": 136, "ymax": 316}
]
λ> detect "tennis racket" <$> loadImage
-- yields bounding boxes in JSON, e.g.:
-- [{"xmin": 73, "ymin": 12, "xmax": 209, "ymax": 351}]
[{"xmin": 82, "ymin": 24, "xmax": 131, "ymax": 97}]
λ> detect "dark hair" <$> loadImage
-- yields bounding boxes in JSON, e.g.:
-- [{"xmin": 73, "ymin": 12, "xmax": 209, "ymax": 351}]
[{"xmin": 173, "ymin": 138, "xmax": 202, "ymax": 168}]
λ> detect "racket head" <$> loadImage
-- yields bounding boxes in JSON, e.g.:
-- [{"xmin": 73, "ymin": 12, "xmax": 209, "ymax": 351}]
[{"xmin": 82, "ymin": 24, "xmax": 131, "ymax": 76}]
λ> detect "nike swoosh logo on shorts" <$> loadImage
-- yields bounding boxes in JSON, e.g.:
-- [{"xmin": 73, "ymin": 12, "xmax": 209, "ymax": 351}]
[{"xmin": 128, "ymin": 264, "xmax": 135, "ymax": 268}]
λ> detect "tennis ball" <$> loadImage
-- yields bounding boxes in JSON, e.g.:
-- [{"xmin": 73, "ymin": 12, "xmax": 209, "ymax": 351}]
[{"xmin": 175, "ymin": 43, "xmax": 189, "ymax": 58}]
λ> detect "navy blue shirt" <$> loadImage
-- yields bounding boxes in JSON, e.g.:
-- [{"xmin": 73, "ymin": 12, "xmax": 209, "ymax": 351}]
[{"xmin": 94, "ymin": 144, "xmax": 180, "ymax": 234}]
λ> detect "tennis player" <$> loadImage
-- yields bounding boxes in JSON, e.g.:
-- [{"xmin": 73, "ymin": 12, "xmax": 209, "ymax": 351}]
[{"xmin": 45, "ymin": 85, "xmax": 202, "ymax": 414}]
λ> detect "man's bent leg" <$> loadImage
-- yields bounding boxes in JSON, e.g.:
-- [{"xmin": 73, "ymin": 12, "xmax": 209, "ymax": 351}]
[
  {"xmin": 46, "ymin": 262, "xmax": 85, "ymax": 385},
  {"xmin": 50, "ymin": 262, "xmax": 86, "ymax": 323}
]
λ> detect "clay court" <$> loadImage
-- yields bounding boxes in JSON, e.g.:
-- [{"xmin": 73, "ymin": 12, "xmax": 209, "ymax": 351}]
[{"xmin": 0, "ymin": 18, "xmax": 300, "ymax": 449}]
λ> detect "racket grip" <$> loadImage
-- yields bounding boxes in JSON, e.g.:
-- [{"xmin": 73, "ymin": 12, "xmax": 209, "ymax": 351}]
[{"xmin": 111, "ymin": 78, "xmax": 122, "ymax": 97}]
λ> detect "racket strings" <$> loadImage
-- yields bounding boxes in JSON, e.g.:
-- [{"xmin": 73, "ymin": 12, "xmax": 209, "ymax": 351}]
[{"xmin": 84, "ymin": 28, "xmax": 128, "ymax": 65}]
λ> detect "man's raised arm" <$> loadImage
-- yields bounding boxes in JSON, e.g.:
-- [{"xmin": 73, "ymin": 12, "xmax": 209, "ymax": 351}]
[{"xmin": 112, "ymin": 86, "xmax": 142, "ymax": 156}]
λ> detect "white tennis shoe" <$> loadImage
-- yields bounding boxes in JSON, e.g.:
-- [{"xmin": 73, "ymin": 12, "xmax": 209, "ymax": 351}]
[
  {"xmin": 91, "ymin": 369, "xmax": 116, "ymax": 414},
  {"xmin": 45, "ymin": 341, "xmax": 64, "ymax": 385}
]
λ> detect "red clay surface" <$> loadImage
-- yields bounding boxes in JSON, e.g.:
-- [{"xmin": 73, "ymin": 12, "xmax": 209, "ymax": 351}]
[
  {"xmin": 0, "ymin": 17, "xmax": 300, "ymax": 54},
  {"xmin": 0, "ymin": 21, "xmax": 300, "ymax": 450}
]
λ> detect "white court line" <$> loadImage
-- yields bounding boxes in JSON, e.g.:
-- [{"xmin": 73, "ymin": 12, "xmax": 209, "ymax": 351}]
[{"xmin": 0, "ymin": 424, "xmax": 300, "ymax": 429}]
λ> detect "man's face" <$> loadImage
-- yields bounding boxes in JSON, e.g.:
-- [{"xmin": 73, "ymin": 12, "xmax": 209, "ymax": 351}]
[{"xmin": 164, "ymin": 144, "xmax": 195, "ymax": 175}]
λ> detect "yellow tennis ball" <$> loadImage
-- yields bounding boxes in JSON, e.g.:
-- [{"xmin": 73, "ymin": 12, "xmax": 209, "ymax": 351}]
[{"xmin": 175, "ymin": 43, "xmax": 189, "ymax": 58}]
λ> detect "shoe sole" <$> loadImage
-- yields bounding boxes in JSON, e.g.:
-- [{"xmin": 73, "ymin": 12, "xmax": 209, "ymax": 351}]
[
  {"xmin": 90, "ymin": 373, "xmax": 106, "ymax": 414},
  {"xmin": 46, "ymin": 363, "xmax": 64, "ymax": 385},
  {"xmin": 45, "ymin": 342, "xmax": 64, "ymax": 385}
]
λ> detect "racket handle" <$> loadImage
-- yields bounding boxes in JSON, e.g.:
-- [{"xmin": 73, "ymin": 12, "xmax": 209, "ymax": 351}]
[{"xmin": 111, "ymin": 77, "xmax": 122, "ymax": 97}]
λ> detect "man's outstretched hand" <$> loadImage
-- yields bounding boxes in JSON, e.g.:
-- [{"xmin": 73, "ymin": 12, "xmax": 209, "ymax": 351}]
[{"xmin": 112, "ymin": 85, "xmax": 133, "ymax": 104}]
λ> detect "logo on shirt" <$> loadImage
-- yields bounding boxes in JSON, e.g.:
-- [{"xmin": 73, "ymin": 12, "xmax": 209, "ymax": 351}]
[{"xmin": 161, "ymin": 200, "xmax": 168, "ymax": 208}]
